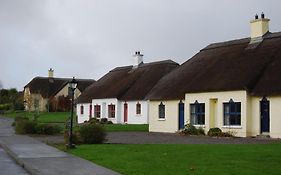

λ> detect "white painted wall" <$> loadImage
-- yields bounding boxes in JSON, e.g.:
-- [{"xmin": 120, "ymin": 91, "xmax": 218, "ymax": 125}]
[
  {"xmin": 120, "ymin": 101, "xmax": 148, "ymax": 124},
  {"xmin": 77, "ymin": 103, "xmax": 90, "ymax": 123},
  {"xmin": 149, "ymin": 100, "xmax": 182, "ymax": 133},
  {"xmin": 92, "ymin": 98, "xmax": 120, "ymax": 123}
]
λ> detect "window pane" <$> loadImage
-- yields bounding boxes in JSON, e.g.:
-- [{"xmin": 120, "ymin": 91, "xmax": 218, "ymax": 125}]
[{"xmin": 159, "ymin": 103, "xmax": 165, "ymax": 119}]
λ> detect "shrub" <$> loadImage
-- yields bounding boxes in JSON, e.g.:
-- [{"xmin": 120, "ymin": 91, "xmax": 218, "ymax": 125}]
[
  {"xmin": 100, "ymin": 118, "xmax": 108, "ymax": 124},
  {"xmin": 197, "ymin": 127, "xmax": 205, "ymax": 135},
  {"xmin": 35, "ymin": 123, "xmax": 62, "ymax": 135},
  {"xmin": 79, "ymin": 124, "xmax": 106, "ymax": 144},
  {"xmin": 182, "ymin": 124, "xmax": 206, "ymax": 135},
  {"xmin": 207, "ymin": 127, "xmax": 222, "ymax": 136},
  {"xmin": 64, "ymin": 130, "xmax": 82, "ymax": 144},
  {"xmin": 107, "ymin": 121, "xmax": 113, "ymax": 124},
  {"xmin": 182, "ymin": 124, "xmax": 198, "ymax": 135},
  {"xmin": 15, "ymin": 120, "xmax": 37, "ymax": 134},
  {"xmin": 89, "ymin": 118, "xmax": 100, "ymax": 124}
]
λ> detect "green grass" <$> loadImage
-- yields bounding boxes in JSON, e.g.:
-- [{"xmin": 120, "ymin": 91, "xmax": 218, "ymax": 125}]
[
  {"xmin": 67, "ymin": 144, "xmax": 281, "ymax": 175},
  {"xmin": 104, "ymin": 124, "xmax": 148, "ymax": 132},
  {"xmin": 4, "ymin": 111, "xmax": 70, "ymax": 123}
]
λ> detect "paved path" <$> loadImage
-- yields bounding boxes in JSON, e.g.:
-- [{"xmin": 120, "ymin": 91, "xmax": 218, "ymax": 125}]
[
  {"xmin": 0, "ymin": 147, "xmax": 29, "ymax": 175},
  {"xmin": 0, "ymin": 117, "xmax": 121, "ymax": 175}
]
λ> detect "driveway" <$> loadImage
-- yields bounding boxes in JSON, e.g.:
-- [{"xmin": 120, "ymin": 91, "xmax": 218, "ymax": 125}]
[{"xmin": 33, "ymin": 131, "xmax": 279, "ymax": 145}]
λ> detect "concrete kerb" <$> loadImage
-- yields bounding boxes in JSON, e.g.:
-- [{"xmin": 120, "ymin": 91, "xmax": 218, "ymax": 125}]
[{"xmin": 0, "ymin": 141, "xmax": 39, "ymax": 175}]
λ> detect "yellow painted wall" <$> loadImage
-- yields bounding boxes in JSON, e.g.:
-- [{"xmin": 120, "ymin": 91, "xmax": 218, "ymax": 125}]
[
  {"xmin": 54, "ymin": 84, "xmax": 81, "ymax": 99},
  {"xmin": 149, "ymin": 100, "xmax": 182, "ymax": 133},
  {"xmin": 185, "ymin": 91, "xmax": 248, "ymax": 137}
]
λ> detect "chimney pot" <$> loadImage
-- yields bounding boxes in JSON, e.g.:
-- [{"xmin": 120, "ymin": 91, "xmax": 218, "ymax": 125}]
[
  {"xmin": 255, "ymin": 14, "xmax": 258, "ymax": 20},
  {"xmin": 261, "ymin": 12, "xmax": 265, "ymax": 19}
]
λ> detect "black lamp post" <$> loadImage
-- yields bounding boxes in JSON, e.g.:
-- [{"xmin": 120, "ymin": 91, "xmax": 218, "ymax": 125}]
[{"xmin": 67, "ymin": 77, "xmax": 78, "ymax": 149}]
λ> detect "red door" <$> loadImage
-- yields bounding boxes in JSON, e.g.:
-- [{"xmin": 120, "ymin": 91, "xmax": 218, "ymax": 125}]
[{"xmin": 124, "ymin": 103, "xmax": 128, "ymax": 123}]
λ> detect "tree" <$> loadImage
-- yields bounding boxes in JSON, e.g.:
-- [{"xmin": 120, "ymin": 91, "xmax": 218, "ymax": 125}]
[{"xmin": 0, "ymin": 80, "xmax": 3, "ymax": 89}]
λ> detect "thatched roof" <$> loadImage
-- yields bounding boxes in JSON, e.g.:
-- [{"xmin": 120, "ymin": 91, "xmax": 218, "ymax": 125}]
[
  {"xmin": 146, "ymin": 32, "xmax": 281, "ymax": 100},
  {"xmin": 76, "ymin": 60, "xmax": 179, "ymax": 103},
  {"xmin": 24, "ymin": 77, "xmax": 95, "ymax": 98}
]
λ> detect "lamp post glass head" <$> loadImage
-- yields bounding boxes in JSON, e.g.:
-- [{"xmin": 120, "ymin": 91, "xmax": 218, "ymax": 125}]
[{"xmin": 69, "ymin": 77, "xmax": 78, "ymax": 90}]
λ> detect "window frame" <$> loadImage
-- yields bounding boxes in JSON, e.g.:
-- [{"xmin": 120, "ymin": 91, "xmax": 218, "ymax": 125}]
[
  {"xmin": 108, "ymin": 104, "xmax": 115, "ymax": 118},
  {"xmin": 190, "ymin": 101, "xmax": 205, "ymax": 126},
  {"xmin": 80, "ymin": 105, "xmax": 84, "ymax": 115},
  {"xmin": 158, "ymin": 102, "xmax": 165, "ymax": 119},
  {"xmin": 94, "ymin": 104, "xmax": 101, "ymax": 118},
  {"xmin": 223, "ymin": 99, "xmax": 241, "ymax": 126},
  {"xmin": 136, "ymin": 102, "xmax": 141, "ymax": 115}
]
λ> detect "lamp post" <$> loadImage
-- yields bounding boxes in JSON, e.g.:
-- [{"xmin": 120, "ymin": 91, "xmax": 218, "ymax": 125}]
[{"xmin": 67, "ymin": 77, "xmax": 78, "ymax": 149}]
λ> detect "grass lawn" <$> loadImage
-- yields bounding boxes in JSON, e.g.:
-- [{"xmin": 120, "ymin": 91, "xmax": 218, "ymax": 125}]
[
  {"xmin": 67, "ymin": 144, "xmax": 281, "ymax": 175},
  {"xmin": 4, "ymin": 111, "xmax": 148, "ymax": 132},
  {"xmin": 4, "ymin": 111, "xmax": 70, "ymax": 123},
  {"xmin": 104, "ymin": 124, "xmax": 148, "ymax": 132}
]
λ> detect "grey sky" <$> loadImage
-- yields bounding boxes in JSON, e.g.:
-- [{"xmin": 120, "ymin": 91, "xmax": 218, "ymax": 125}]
[{"xmin": 0, "ymin": 0, "xmax": 281, "ymax": 90}]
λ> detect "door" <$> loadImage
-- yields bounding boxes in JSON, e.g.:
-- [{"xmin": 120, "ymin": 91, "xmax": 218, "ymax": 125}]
[
  {"xmin": 124, "ymin": 103, "xmax": 128, "ymax": 123},
  {"xmin": 260, "ymin": 97, "xmax": 270, "ymax": 133},
  {"xmin": 178, "ymin": 101, "xmax": 185, "ymax": 130}
]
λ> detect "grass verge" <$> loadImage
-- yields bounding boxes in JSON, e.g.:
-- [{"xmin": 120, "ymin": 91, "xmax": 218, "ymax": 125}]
[{"xmin": 66, "ymin": 143, "xmax": 281, "ymax": 175}]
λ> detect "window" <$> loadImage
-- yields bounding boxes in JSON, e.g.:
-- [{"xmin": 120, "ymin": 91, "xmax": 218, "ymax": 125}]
[
  {"xmin": 159, "ymin": 102, "xmax": 165, "ymax": 119},
  {"xmin": 80, "ymin": 105, "xmax": 84, "ymax": 115},
  {"xmin": 108, "ymin": 104, "xmax": 115, "ymax": 118},
  {"xmin": 190, "ymin": 101, "xmax": 205, "ymax": 125},
  {"xmin": 136, "ymin": 102, "xmax": 141, "ymax": 114},
  {"xmin": 223, "ymin": 99, "xmax": 241, "ymax": 126},
  {"xmin": 89, "ymin": 105, "xmax": 92, "ymax": 118},
  {"xmin": 94, "ymin": 105, "xmax": 101, "ymax": 118}
]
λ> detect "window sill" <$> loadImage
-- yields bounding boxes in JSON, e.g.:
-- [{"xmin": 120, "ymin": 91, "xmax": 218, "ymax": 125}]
[
  {"xmin": 158, "ymin": 118, "xmax": 166, "ymax": 121},
  {"xmin": 194, "ymin": 125, "xmax": 206, "ymax": 128},
  {"xmin": 222, "ymin": 126, "xmax": 242, "ymax": 129}
]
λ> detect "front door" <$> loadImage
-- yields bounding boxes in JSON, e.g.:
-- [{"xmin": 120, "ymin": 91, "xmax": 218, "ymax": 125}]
[
  {"xmin": 178, "ymin": 101, "xmax": 185, "ymax": 130},
  {"xmin": 260, "ymin": 97, "xmax": 270, "ymax": 133},
  {"xmin": 124, "ymin": 103, "xmax": 128, "ymax": 123}
]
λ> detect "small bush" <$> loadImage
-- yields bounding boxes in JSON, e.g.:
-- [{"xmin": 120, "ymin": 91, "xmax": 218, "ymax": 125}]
[
  {"xmin": 35, "ymin": 123, "xmax": 62, "ymax": 135},
  {"xmin": 207, "ymin": 127, "xmax": 222, "ymax": 136},
  {"xmin": 197, "ymin": 127, "xmax": 205, "ymax": 135},
  {"xmin": 79, "ymin": 124, "xmax": 106, "ymax": 144},
  {"xmin": 89, "ymin": 118, "xmax": 100, "ymax": 124},
  {"xmin": 100, "ymin": 118, "xmax": 108, "ymax": 124},
  {"xmin": 64, "ymin": 130, "xmax": 82, "ymax": 144},
  {"xmin": 182, "ymin": 124, "xmax": 205, "ymax": 135},
  {"xmin": 15, "ymin": 120, "xmax": 37, "ymax": 134},
  {"xmin": 107, "ymin": 121, "xmax": 113, "ymax": 124}
]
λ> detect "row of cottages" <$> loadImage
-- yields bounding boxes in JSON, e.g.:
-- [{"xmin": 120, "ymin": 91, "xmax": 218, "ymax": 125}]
[
  {"xmin": 76, "ymin": 52, "xmax": 179, "ymax": 124},
  {"xmin": 24, "ymin": 69, "xmax": 95, "ymax": 112},
  {"xmin": 146, "ymin": 14, "xmax": 281, "ymax": 138}
]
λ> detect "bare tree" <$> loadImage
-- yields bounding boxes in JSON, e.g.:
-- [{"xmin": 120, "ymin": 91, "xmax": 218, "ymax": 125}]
[{"xmin": 0, "ymin": 80, "xmax": 3, "ymax": 89}]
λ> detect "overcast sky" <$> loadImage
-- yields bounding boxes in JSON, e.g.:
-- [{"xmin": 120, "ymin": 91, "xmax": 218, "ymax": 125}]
[{"xmin": 0, "ymin": 0, "xmax": 281, "ymax": 90}]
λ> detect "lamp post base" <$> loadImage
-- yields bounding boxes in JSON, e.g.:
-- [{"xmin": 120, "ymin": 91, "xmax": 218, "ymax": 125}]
[{"xmin": 65, "ymin": 143, "xmax": 76, "ymax": 149}]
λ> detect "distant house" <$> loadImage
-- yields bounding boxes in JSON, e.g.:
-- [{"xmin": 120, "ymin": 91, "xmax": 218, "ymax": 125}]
[
  {"xmin": 23, "ymin": 69, "xmax": 95, "ymax": 112},
  {"xmin": 147, "ymin": 14, "xmax": 281, "ymax": 138},
  {"xmin": 76, "ymin": 52, "xmax": 179, "ymax": 124}
]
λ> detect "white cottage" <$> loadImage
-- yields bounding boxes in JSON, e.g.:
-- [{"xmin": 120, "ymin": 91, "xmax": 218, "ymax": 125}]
[
  {"xmin": 76, "ymin": 52, "xmax": 179, "ymax": 124},
  {"xmin": 147, "ymin": 14, "xmax": 281, "ymax": 138}
]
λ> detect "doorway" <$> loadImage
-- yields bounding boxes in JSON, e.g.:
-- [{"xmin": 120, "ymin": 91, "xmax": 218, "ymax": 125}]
[{"xmin": 260, "ymin": 97, "xmax": 270, "ymax": 133}]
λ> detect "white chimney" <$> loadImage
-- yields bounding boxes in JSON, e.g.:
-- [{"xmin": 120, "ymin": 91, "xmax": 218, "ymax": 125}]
[
  {"xmin": 48, "ymin": 68, "xmax": 54, "ymax": 78},
  {"xmin": 250, "ymin": 13, "xmax": 270, "ymax": 41},
  {"xmin": 132, "ymin": 51, "xmax": 143, "ymax": 69}
]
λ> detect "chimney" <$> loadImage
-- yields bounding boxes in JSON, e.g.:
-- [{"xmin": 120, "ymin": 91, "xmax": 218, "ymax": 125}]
[
  {"xmin": 132, "ymin": 51, "xmax": 143, "ymax": 69},
  {"xmin": 250, "ymin": 13, "xmax": 270, "ymax": 41},
  {"xmin": 48, "ymin": 68, "xmax": 54, "ymax": 78}
]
